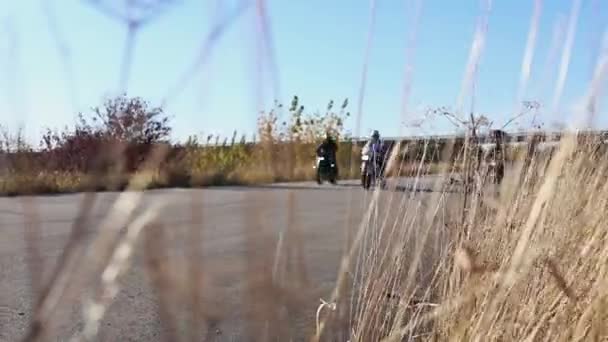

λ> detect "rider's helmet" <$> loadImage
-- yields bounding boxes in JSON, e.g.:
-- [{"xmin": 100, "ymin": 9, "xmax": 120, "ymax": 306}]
[
  {"xmin": 370, "ymin": 130, "xmax": 380, "ymax": 142},
  {"xmin": 325, "ymin": 131, "xmax": 336, "ymax": 144}
]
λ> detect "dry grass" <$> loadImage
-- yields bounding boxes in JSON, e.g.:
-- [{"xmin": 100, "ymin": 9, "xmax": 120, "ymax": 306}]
[
  {"xmin": 0, "ymin": 129, "xmax": 452, "ymax": 196},
  {"xmin": 285, "ymin": 132, "xmax": 604, "ymax": 342}
]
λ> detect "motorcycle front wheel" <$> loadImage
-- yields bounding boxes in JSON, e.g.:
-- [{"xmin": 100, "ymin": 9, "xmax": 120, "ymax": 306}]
[{"xmin": 362, "ymin": 174, "xmax": 372, "ymax": 190}]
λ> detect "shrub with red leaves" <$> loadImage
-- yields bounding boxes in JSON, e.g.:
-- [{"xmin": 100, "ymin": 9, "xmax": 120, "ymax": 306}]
[{"xmin": 40, "ymin": 94, "xmax": 172, "ymax": 173}]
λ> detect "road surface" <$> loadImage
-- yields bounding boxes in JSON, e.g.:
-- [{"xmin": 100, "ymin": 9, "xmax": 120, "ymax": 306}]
[{"xmin": 0, "ymin": 175, "xmax": 455, "ymax": 341}]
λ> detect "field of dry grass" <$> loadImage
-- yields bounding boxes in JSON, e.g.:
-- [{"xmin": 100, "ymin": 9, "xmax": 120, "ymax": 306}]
[{"xmin": 345, "ymin": 137, "xmax": 608, "ymax": 341}]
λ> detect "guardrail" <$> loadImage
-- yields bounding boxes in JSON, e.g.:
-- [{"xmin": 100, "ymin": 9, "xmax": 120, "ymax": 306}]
[{"xmin": 353, "ymin": 129, "xmax": 608, "ymax": 145}]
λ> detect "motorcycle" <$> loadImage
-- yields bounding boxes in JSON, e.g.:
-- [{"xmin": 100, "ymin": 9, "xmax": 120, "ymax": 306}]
[
  {"xmin": 314, "ymin": 152, "xmax": 338, "ymax": 185},
  {"xmin": 360, "ymin": 144, "xmax": 386, "ymax": 190},
  {"xmin": 485, "ymin": 159, "xmax": 504, "ymax": 185}
]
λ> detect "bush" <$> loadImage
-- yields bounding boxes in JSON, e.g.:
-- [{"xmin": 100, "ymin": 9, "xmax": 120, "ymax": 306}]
[{"xmin": 38, "ymin": 94, "xmax": 172, "ymax": 173}]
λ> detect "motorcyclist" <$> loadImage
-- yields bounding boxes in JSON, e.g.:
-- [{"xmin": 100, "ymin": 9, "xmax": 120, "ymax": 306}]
[
  {"xmin": 316, "ymin": 132, "xmax": 338, "ymax": 161},
  {"xmin": 316, "ymin": 132, "xmax": 339, "ymax": 176},
  {"xmin": 361, "ymin": 130, "xmax": 386, "ymax": 178},
  {"xmin": 361, "ymin": 130, "xmax": 382, "ymax": 159}
]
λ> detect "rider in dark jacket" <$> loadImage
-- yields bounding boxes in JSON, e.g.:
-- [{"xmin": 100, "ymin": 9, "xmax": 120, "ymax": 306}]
[
  {"xmin": 317, "ymin": 132, "xmax": 338, "ymax": 159},
  {"xmin": 316, "ymin": 132, "xmax": 338, "ymax": 171}
]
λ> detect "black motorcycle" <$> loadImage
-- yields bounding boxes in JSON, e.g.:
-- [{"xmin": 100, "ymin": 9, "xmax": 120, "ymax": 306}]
[{"xmin": 314, "ymin": 150, "xmax": 338, "ymax": 185}]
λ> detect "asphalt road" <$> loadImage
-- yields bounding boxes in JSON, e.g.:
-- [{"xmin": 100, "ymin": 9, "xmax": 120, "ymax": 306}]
[{"xmin": 0, "ymin": 175, "xmax": 454, "ymax": 342}]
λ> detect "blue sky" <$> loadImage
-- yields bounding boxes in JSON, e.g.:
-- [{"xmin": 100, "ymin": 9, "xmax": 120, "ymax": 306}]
[{"xmin": 1, "ymin": 0, "xmax": 606, "ymax": 143}]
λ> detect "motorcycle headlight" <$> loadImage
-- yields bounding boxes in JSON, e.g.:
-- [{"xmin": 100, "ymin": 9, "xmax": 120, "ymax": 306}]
[{"xmin": 361, "ymin": 155, "xmax": 369, "ymax": 161}]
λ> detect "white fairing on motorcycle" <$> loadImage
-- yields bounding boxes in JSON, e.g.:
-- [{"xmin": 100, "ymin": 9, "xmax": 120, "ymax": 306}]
[
  {"xmin": 313, "ymin": 156, "xmax": 324, "ymax": 169},
  {"xmin": 361, "ymin": 155, "xmax": 369, "ymax": 161}
]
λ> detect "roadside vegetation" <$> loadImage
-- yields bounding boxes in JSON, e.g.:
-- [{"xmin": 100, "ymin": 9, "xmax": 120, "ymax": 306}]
[
  {"xmin": 344, "ymin": 130, "xmax": 608, "ymax": 341},
  {"xmin": 0, "ymin": 94, "xmax": 356, "ymax": 195},
  {"xmin": 0, "ymin": 94, "xmax": 542, "ymax": 196}
]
